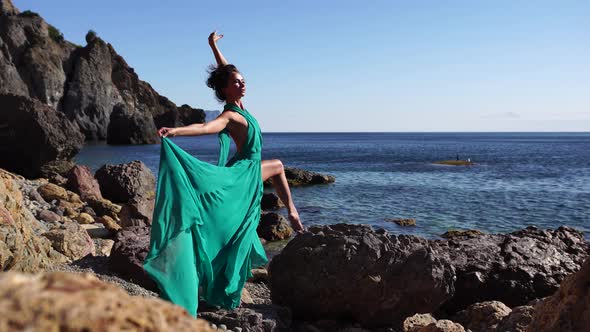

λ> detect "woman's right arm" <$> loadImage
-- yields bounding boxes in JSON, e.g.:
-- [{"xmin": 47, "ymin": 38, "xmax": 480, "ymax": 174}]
[
  {"xmin": 158, "ymin": 111, "xmax": 232, "ymax": 137},
  {"xmin": 209, "ymin": 31, "xmax": 228, "ymax": 66}
]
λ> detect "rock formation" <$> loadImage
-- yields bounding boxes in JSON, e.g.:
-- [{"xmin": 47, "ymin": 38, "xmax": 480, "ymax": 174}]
[{"xmin": 0, "ymin": 0, "xmax": 205, "ymax": 179}]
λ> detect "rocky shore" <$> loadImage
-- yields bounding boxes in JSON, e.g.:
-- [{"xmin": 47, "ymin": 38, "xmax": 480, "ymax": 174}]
[{"xmin": 1, "ymin": 159, "xmax": 588, "ymax": 331}]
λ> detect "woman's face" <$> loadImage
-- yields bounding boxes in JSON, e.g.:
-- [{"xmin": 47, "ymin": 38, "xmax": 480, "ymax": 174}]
[{"xmin": 224, "ymin": 72, "xmax": 246, "ymax": 100}]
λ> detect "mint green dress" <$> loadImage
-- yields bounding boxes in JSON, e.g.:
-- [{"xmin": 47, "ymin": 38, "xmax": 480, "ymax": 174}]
[{"xmin": 143, "ymin": 104, "xmax": 267, "ymax": 316}]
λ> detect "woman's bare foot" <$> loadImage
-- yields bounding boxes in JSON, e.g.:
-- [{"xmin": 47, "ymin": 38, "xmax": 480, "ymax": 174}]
[{"xmin": 288, "ymin": 210, "xmax": 304, "ymax": 233}]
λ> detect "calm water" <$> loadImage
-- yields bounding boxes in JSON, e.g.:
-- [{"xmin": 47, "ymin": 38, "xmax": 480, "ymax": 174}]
[{"xmin": 75, "ymin": 133, "xmax": 590, "ymax": 239}]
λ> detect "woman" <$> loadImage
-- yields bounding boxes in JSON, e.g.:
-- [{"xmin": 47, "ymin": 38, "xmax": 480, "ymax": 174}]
[
  {"xmin": 158, "ymin": 31, "xmax": 303, "ymax": 231},
  {"xmin": 143, "ymin": 31, "xmax": 303, "ymax": 317}
]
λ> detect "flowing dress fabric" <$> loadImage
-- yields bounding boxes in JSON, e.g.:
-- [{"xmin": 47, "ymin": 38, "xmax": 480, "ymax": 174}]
[{"xmin": 143, "ymin": 104, "xmax": 267, "ymax": 316}]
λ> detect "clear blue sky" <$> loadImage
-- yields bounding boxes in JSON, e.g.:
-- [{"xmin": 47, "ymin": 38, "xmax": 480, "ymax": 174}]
[{"xmin": 14, "ymin": 0, "xmax": 590, "ymax": 132}]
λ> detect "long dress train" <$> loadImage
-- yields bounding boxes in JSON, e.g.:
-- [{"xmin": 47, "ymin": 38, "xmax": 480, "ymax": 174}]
[{"xmin": 143, "ymin": 104, "xmax": 268, "ymax": 316}]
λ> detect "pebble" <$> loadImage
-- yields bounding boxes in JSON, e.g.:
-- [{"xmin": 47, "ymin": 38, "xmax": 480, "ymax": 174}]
[{"xmin": 219, "ymin": 324, "xmax": 227, "ymax": 331}]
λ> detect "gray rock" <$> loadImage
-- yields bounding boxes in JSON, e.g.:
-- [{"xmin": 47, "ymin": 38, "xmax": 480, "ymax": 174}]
[
  {"xmin": 198, "ymin": 304, "xmax": 291, "ymax": 332},
  {"xmin": 269, "ymin": 224, "xmax": 455, "ymax": 327},
  {"xmin": 29, "ymin": 188, "xmax": 46, "ymax": 204},
  {"xmin": 61, "ymin": 37, "xmax": 120, "ymax": 140},
  {"xmin": 37, "ymin": 209, "xmax": 61, "ymax": 223},
  {"xmin": 434, "ymin": 226, "xmax": 589, "ymax": 314},
  {"xmin": 82, "ymin": 206, "xmax": 96, "ymax": 217}
]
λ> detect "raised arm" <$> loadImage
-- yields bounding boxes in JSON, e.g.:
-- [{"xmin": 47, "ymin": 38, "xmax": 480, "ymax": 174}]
[
  {"xmin": 158, "ymin": 111, "xmax": 232, "ymax": 137},
  {"xmin": 209, "ymin": 31, "xmax": 228, "ymax": 66}
]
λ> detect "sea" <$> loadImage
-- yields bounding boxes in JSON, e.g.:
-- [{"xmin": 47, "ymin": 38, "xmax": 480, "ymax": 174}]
[{"xmin": 75, "ymin": 132, "xmax": 590, "ymax": 240}]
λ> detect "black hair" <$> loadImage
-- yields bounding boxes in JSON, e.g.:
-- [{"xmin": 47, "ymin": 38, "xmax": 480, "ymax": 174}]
[{"xmin": 206, "ymin": 64, "xmax": 240, "ymax": 102}]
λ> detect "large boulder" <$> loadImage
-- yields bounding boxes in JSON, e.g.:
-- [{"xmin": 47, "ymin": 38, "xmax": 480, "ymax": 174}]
[
  {"xmin": 108, "ymin": 226, "xmax": 156, "ymax": 291},
  {"xmin": 527, "ymin": 257, "xmax": 590, "ymax": 332},
  {"xmin": 0, "ymin": 271, "xmax": 215, "ymax": 331},
  {"xmin": 0, "ymin": 94, "xmax": 84, "ymax": 178},
  {"xmin": 0, "ymin": 170, "xmax": 66, "ymax": 271},
  {"xmin": 95, "ymin": 160, "xmax": 155, "ymax": 203},
  {"xmin": 269, "ymin": 224, "xmax": 455, "ymax": 327},
  {"xmin": 434, "ymin": 226, "xmax": 589, "ymax": 313}
]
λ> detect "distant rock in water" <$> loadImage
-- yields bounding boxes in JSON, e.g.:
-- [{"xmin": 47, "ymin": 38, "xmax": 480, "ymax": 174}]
[
  {"xmin": 386, "ymin": 218, "xmax": 416, "ymax": 226},
  {"xmin": 178, "ymin": 104, "xmax": 206, "ymax": 126},
  {"xmin": 264, "ymin": 166, "xmax": 336, "ymax": 187},
  {"xmin": 0, "ymin": 0, "xmax": 204, "ymax": 151},
  {"xmin": 433, "ymin": 160, "xmax": 475, "ymax": 166}
]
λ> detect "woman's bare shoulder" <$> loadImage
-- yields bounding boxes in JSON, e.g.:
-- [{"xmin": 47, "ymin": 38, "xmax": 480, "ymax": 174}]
[{"xmin": 220, "ymin": 109, "xmax": 247, "ymax": 127}]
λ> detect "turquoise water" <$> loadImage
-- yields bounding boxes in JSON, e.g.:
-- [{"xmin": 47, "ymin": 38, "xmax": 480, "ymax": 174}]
[{"xmin": 75, "ymin": 133, "xmax": 590, "ymax": 239}]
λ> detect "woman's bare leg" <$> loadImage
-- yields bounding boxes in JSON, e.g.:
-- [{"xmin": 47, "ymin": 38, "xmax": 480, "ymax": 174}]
[{"xmin": 261, "ymin": 159, "xmax": 304, "ymax": 232}]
